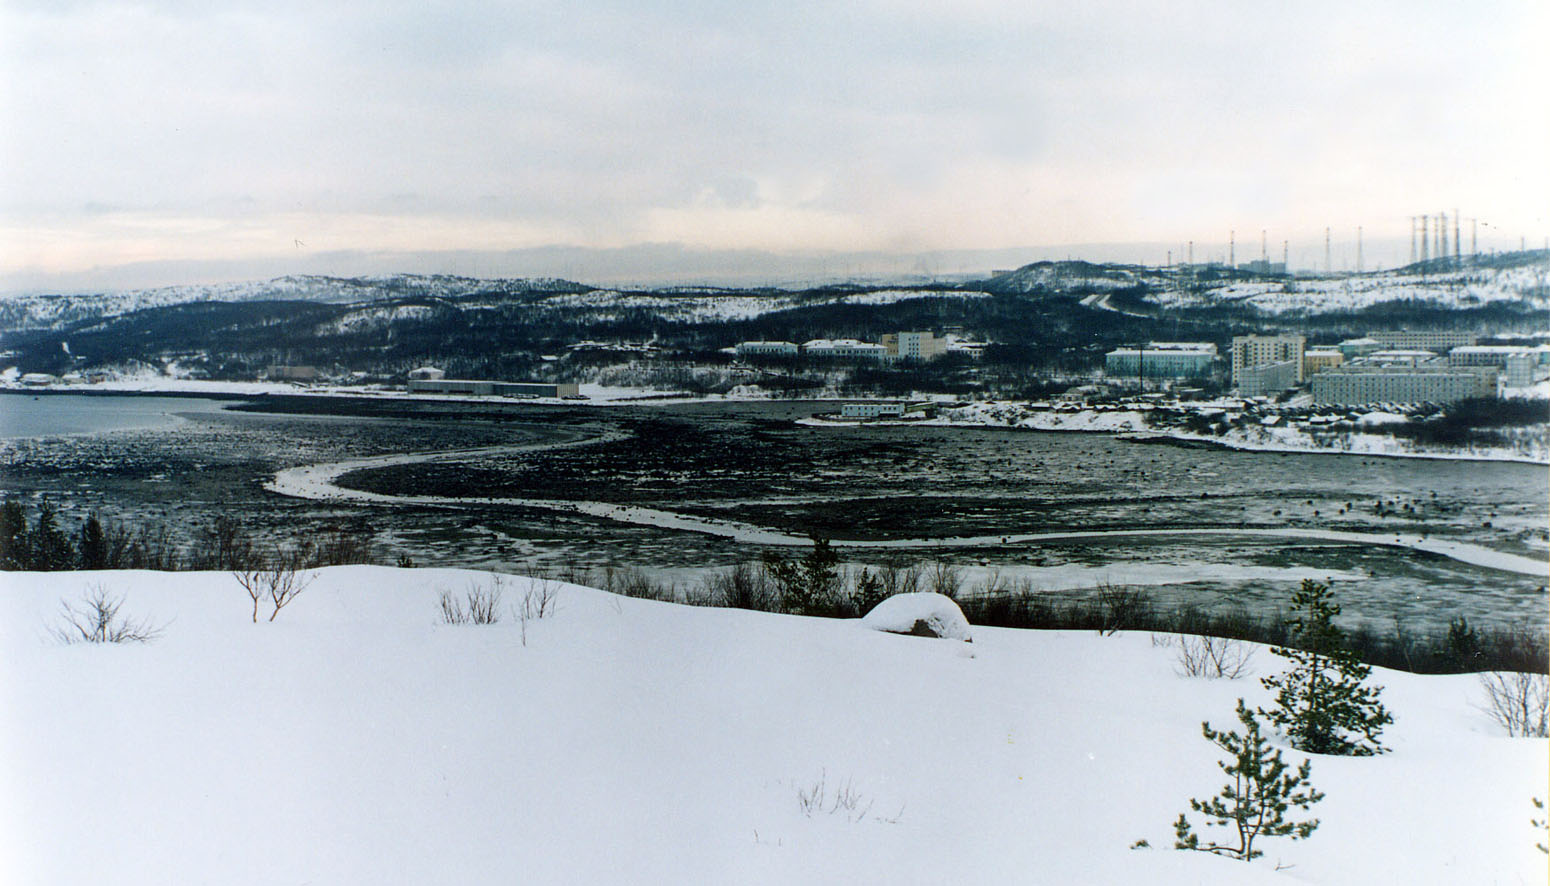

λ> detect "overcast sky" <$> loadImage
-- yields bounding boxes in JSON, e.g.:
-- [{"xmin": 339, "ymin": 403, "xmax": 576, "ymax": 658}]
[{"xmin": 3, "ymin": 0, "xmax": 1546, "ymax": 289}]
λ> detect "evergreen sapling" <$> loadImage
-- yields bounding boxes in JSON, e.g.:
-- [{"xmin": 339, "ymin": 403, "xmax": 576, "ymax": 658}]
[
  {"xmin": 1174, "ymin": 699, "xmax": 1323, "ymax": 862},
  {"xmin": 1260, "ymin": 579, "xmax": 1392, "ymax": 756}
]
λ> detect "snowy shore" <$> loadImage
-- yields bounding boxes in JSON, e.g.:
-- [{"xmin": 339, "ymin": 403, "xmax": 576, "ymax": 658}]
[
  {"xmin": 807, "ymin": 400, "xmax": 1550, "ymax": 466},
  {"xmin": 1, "ymin": 566, "xmax": 1542, "ymax": 885},
  {"xmin": 8, "ymin": 376, "xmax": 1547, "ymax": 464}
]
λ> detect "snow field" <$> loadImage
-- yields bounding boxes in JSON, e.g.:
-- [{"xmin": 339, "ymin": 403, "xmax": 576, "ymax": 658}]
[{"xmin": 0, "ymin": 567, "xmax": 1544, "ymax": 885}]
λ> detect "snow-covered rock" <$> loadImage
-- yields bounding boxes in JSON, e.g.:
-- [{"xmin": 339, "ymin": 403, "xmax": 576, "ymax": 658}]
[{"xmin": 861, "ymin": 592, "xmax": 973, "ymax": 642}]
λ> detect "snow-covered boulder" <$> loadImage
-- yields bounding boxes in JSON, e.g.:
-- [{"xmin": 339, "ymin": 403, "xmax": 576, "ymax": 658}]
[{"xmin": 860, "ymin": 592, "xmax": 973, "ymax": 642}]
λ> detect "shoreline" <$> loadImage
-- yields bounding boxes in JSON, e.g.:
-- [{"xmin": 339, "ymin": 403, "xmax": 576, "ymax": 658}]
[
  {"xmin": 267, "ymin": 441, "xmax": 1549, "ymax": 578},
  {"xmin": 9, "ymin": 381, "xmax": 1548, "ymax": 466},
  {"xmin": 800, "ymin": 411, "xmax": 1550, "ymax": 466}
]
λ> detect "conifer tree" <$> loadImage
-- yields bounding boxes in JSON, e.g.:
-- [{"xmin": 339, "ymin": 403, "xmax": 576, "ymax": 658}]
[
  {"xmin": 78, "ymin": 512, "xmax": 109, "ymax": 570},
  {"xmin": 1260, "ymin": 579, "xmax": 1392, "ymax": 755},
  {"xmin": 0, "ymin": 499, "xmax": 29, "ymax": 570},
  {"xmin": 29, "ymin": 503, "xmax": 76, "ymax": 571},
  {"xmin": 762, "ymin": 538, "xmax": 840, "ymax": 616},
  {"xmin": 1174, "ymin": 699, "xmax": 1323, "ymax": 861}
]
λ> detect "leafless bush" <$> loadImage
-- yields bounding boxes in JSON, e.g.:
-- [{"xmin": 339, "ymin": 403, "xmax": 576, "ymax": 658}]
[
  {"xmin": 1096, "ymin": 584, "xmax": 1150, "ymax": 636},
  {"xmin": 440, "ymin": 577, "xmax": 504, "ymax": 625},
  {"xmin": 1175, "ymin": 634, "xmax": 1257, "ymax": 679},
  {"xmin": 232, "ymin": 547, "xmax": 315, "ymax": 622},
  {"xmin": 608, "ymin": 567, "xmax": 670, "ymax": 599},
  {"xmin": 794, "ymin": 770, "xmax": 894, "ymax": 824},
  {"xmin": 1478, "ymin": 671, "xmax": 1549, "ymax": 737},
  {"xmin": 704, "ymin": 561, "xmax": 776, "ymax": 611},
  {"xmin": 53, "ymin": 585, "xmax": 164, "ymax": 644},
  {"xmin": 556, "ymin": 561, "xmax": 593, "ymax": 587},
  {"xmin": 516, "ymin": 577, "xmax": 561, "ymax": 621},
  {"xmin": 927, "ymin": 560, "xmax": 963, "ymax": 599},
  {"xmin": 512, "ymin": 577, "xmax": 562, "ymax": 646},
  {"xmin": 877, "ymin": 559, "xmax": 922, "ymax": 597}
]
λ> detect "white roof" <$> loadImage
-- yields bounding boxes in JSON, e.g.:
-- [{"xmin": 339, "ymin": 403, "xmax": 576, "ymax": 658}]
[
  {"xmin": 804, "ymin": 339, "xmax": 884, "ymax": 349},
  {"xmin": 1145, "ymin": 342, "xmax": 1217, "ymax": 353},
  {"xmin": 1449, "ymin": 345, "xmax": 1536, "ymax": 354}
]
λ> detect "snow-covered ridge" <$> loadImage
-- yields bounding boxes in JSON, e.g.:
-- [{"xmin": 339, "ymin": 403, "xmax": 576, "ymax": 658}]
[
  {"xmin": 0, "ymin": 274, "xmax": 588, "ymax": 333},
  {"xmin": 529, "ymin": 287, "xmax": 993, "ymax": 323},
  {"xmin": 1150, "ymin": 264, "xmax": 1549, "ymax": 315}
]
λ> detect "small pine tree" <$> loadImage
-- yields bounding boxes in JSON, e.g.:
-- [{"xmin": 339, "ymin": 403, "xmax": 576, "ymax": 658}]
[
  {"xmin": 1260, "ymin": 579, "xmax": 1392, "ymax": 756},
  {"xmin": 762, "ymin": 538, "xmax": 840, "ymax": 616},
  {"xmin": 0, "ymin": 498, "xmax": 29, "ymax": 570},
  {"xmin": 1174, "ymin": 699, "xmax": 1323, "ymax": 862},
  {"xmin": 29, "ymin": 503, "xmax": 76, "ymax": 572},
  {"xmin": 78, "ymin": 512, "xmax": 109, "ymax": 570}
]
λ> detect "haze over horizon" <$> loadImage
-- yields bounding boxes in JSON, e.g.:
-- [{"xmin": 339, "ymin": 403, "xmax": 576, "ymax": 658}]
[{"xmin": 4, "ymin": 0, "xmax": 1546, "ymax": 292}]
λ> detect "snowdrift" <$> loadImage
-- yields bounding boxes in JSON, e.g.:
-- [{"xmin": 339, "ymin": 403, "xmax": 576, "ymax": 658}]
[{"xmin": 0, "ymin": 567, "xmax": 1542, "ymax": 885}]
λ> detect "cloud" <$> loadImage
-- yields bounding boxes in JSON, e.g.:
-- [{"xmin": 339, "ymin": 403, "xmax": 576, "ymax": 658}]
[{"xmin": 2, "ymin": 0, "xmax": 1546, "ymax": 284}]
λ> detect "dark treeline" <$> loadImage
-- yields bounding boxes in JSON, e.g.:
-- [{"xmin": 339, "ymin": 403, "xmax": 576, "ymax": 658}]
[
  {"xmin": 6, "ymin": 498, "xmax": 1543, "ymax": 675},
  {"xmin": 590, "ymin": 542, "xmax": 1545, "ymax": 677},
  {"xmin": 0, "ymin": 500, "xmax": 373, "ymax": 573}
]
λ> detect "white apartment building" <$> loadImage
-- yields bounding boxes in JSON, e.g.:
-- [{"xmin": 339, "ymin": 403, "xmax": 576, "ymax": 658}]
[{"xmin": 1231, "ymin": 334, "xmax": 1306, "ymax": 388}]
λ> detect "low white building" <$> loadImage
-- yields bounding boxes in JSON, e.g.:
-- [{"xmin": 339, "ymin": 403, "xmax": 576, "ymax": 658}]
[
  {"xmin": 802, "ymin": 339, "xmax": 889, "ymax": 361},
  {"xmin": 840, "ymin": 402, "xmax": 908, "ymax": 419},
  {"xmin": 734, "ymin": 341, "xmax": 799, "ymax": 357},
  {"xmin": 407, "ymin": 366, "xmax": 446, "ymax": 381}
]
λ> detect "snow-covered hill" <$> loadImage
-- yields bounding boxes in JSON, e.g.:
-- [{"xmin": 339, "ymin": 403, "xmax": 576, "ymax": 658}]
[
  {"xmin": 2, "ymin": 567, "xmax": 1542, "ymax": 885},
  {"xmin": 988, "ymin": 260, "xmax": 1156, "ymax": 294},
  {"xmin": 1151, "ymin": 263, "xmax": 1549, "ymax": 315},
  {"xmin": 0, "ymin": 274, "xmax": 589, "ymax": 333}
]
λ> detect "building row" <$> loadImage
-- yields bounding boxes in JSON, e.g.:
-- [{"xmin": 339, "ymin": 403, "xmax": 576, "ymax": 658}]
[
  {"xmin": 1103, "ymin": 342, "xmax": 1217, "ymax": 379},
  {"xmin": 735, "ymin": 331, "xmax": 952, "ymax": 362},
  {"xmin": 406, "ymin": 377, "xmax": 581, "ymax": 398},
  {"xmin": 1228, "ymin": 330, "xmax": 1549, "ymax": 405}
]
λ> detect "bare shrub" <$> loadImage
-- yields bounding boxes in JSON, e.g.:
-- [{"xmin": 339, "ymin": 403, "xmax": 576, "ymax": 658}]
[
  {"xmin": 926, "ymin": 560, "xmax": 963, "ymax": 599},
  {"xmin": 794, "ymin": 770, "xmax": 896, "ymax": 824},
  {"xmin": 440, "ymin": 578, "xmax": 504, "ymax": 625},
  {"xmin": 609, "ymin": 567, "xmax": 670, "ymax": 600},
  {"xmin": 1096, "ymin": 584, "xmax": 1150, "ymax": 636},
  {"xmin": 517, "ymin": 577, "xmax": 560, "ymax": 621},
  {"xmin": 1175, "ymin": 634, "xmax": 1257, "ymax": 679},
  {"xmin": 53, "ymin": 585, "xmax": 164, "ymax": 644},
  {"xmin": 1478, "ymin": 671, "xmax": 1549, "ymax": 737},
  {"xmin": 877, "ymin": 559, "xmax": 922, "ymax": 597},
  {"xmin": 704, "ymin": 561, "xmax": 775, "ymax": 611},
  {"xmin": 557, "ymin": 561, "xmax": 593, "ymax": 587},
  {"xmin": 513, "ymin": 577, "xmax": 562, "ymax": 646},
  {"xmin": 232, "ymin": 547, "xmax": 315, "ymax": 623}
]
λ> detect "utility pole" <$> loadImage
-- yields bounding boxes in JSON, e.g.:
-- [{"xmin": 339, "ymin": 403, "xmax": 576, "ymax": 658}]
[
  {"xmin": 1410, "ymin": 217, "xmax": 1417, "ymax": 265},
  {"xmin": 1421, "ymin": 216, "xmax": 1429, "ymax": 262},
  {"xmin": 1325, "ymin": 227, "xmax": 1331, "ymax": 273},
  {"xmin": 1229, "ymin": 230, "xmax": 1235, "ymax": 268},
  {"xmin": 1282, "ymin": 240, "xmax": 1288, "ymax": 270},
  {"xmin": 1357, "ymin": 226, "xmax": 1363, "ymax": 273}
]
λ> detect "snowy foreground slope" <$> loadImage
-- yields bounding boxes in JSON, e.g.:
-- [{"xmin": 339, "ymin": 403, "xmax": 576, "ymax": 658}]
[{"xmin": 1, "ymin": 568, "xmax": 1543, "ymax": 885}]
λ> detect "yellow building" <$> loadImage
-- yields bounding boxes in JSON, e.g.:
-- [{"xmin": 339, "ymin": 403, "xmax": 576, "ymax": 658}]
[{"xmin": 1302, "ymin": 349, "xmax": 1344, "ymax": 377}]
